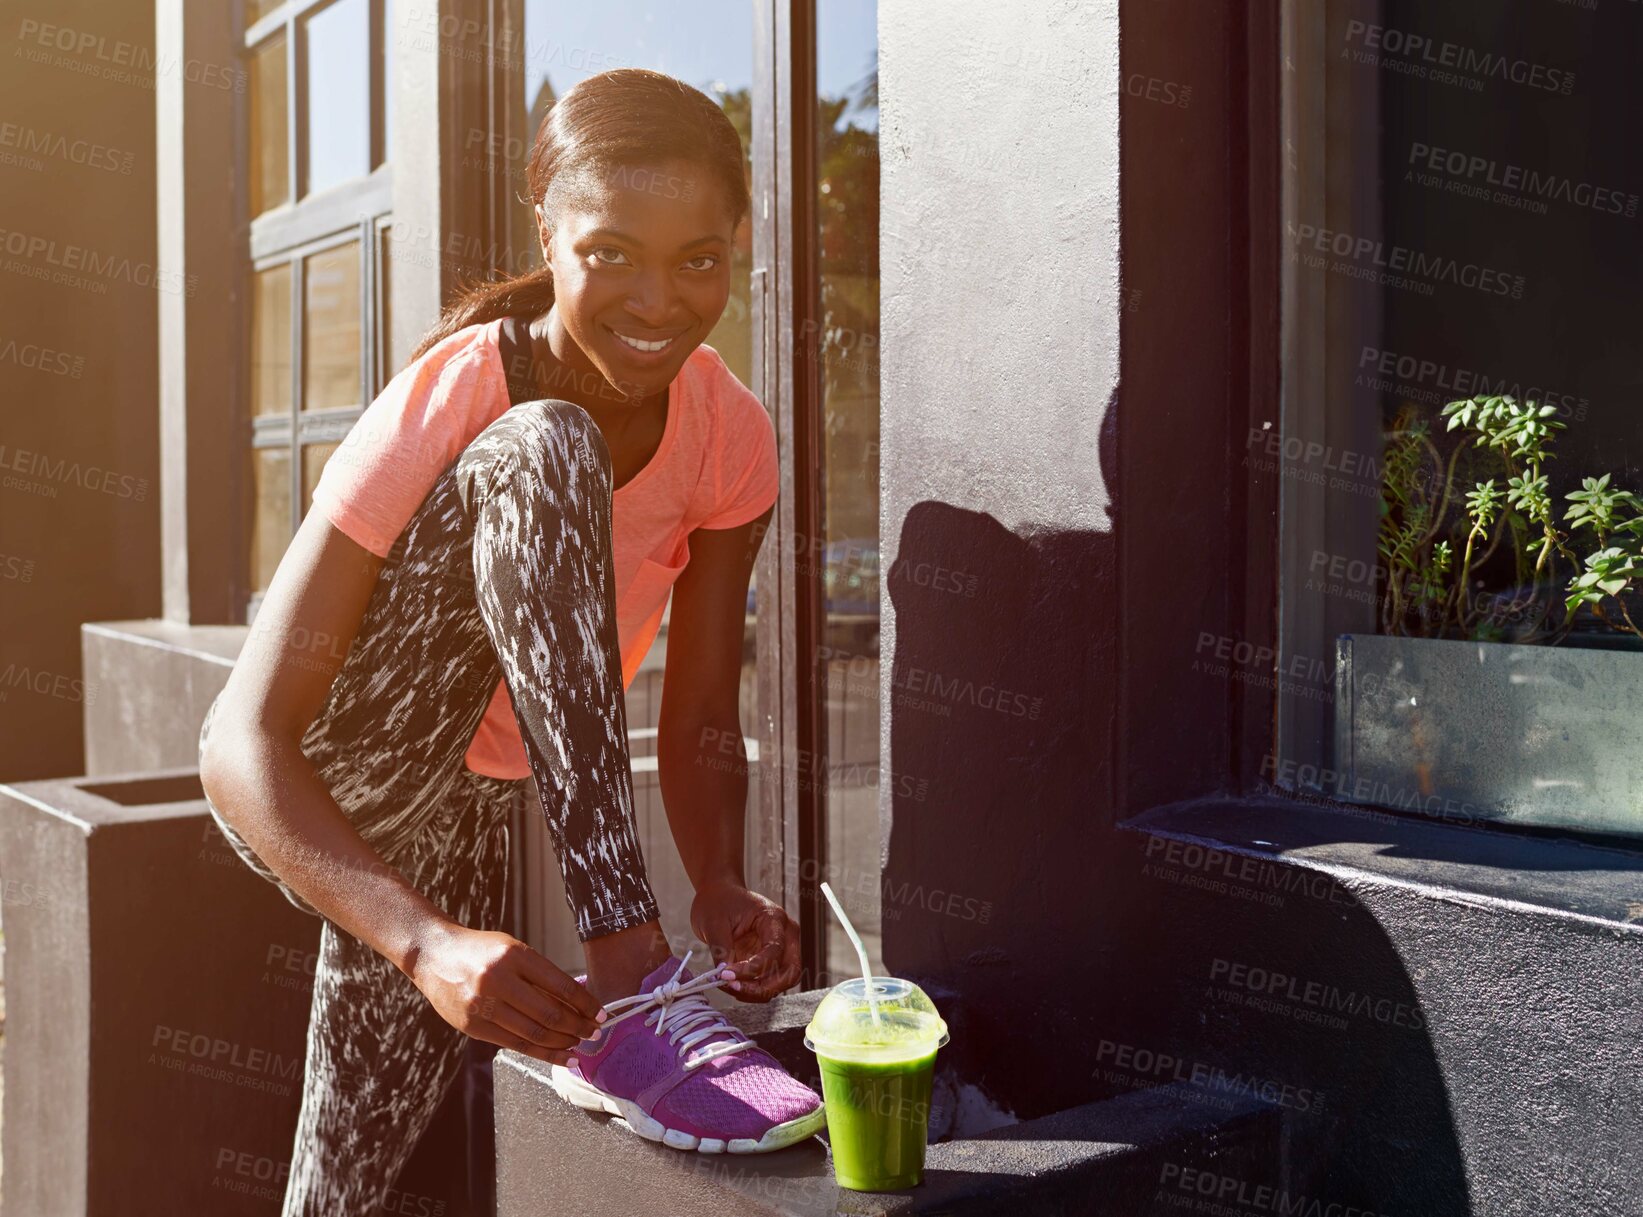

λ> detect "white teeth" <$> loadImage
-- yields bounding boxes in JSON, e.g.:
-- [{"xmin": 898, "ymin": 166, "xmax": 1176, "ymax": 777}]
[{"xmin": 612, "ymin": 330, "xmax": 673, "ymax": 353}]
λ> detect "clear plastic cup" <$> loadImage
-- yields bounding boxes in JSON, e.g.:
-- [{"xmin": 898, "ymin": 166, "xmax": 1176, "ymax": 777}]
[{"xmin": 804, "ymin": 977, "xmax": 950, "ymax": 1191}]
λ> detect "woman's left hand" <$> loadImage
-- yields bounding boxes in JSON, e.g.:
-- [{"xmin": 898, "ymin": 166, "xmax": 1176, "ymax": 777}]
[{"xmin": 689, "ymin": 881, "xmax": 802, "ymax": 1002}]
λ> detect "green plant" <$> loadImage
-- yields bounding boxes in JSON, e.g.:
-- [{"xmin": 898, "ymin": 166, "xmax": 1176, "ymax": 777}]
[{"xmin": 1377, "ymin": 395, "xmax": 1643, "ymax": 643}]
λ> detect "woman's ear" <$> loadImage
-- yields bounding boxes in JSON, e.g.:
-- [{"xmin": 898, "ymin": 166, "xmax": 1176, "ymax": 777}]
[{"xmin": 534, "ymin": 202, "xmax": 553, "ymax": 261}]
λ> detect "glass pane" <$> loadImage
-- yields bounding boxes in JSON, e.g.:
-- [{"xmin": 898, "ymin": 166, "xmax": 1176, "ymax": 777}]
[
  {"xmin": 817, "ymin": 0, "xmax": 880, "ymax": 981},
  {"xmin": 302, "ymin": 241, "xmax": 361, "ymax": 411},
  {"xmin": 249, "ymin": 35, "xmax": 288, "ymax": 214},
  {"xmin": 305, "ymin": 0, "xmax": 371, "ymax": 195},
  {"xmin": 251, "ymin": 263, "xmax": 292, "ymax": 417},
  {"xmin": 246, "ymin": 0, "xmax": 284, "ymax": 22},
  {"xmin": 1277, "ymin": 5, "xmax": 1643, "ymax": 838},
  {"xmin": 302, "ymin": 442, "xmax": 340, "ymax": 510},
  {"xmin": 250, "ymin": 446, "xmax": 293, "ymax": 595}
]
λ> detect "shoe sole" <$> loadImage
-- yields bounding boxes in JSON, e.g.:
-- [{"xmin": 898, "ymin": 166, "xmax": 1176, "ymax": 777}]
[{"xmin": 548, "ymin": 1062, "xmax": 826, "ymax": 1154}]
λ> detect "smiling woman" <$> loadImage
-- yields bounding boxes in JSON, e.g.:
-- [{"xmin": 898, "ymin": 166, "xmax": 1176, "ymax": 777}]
[{"xmin": 197, "ymin": 67, "xmax": 818, "ymax": 1216}]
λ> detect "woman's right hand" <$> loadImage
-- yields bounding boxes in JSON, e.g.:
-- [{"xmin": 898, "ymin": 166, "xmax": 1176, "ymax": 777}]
[{"xmin": 407, "ymin": 921, "xmax": 608, "ymax": 1066}]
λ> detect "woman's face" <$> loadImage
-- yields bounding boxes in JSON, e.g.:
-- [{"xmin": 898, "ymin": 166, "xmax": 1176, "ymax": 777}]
[{"xmin": 537, "ymin": 158, "xmax": 739, "ymax": 400}]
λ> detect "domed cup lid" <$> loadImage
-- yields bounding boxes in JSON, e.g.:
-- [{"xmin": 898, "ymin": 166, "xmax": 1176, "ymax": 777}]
[{"xmin": 803, "ymin": 976, "xmax": 950, "ymax": 1064}]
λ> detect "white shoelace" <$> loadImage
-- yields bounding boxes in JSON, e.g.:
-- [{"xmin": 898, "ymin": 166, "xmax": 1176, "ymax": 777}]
[{"xmin": 597, "ymin": 950, "xmax": 756, "ymax": 1072}]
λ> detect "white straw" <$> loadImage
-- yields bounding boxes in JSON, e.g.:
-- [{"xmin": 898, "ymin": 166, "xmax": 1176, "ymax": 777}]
[{"xmin": 820, "ymin": 881, "xmax": 881, "ymax": 1027}]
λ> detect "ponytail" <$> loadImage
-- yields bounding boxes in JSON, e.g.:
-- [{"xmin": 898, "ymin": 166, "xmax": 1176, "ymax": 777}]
[{"xmin": 409, "ymin": 266, "xmax": 554, "ymax": 362}]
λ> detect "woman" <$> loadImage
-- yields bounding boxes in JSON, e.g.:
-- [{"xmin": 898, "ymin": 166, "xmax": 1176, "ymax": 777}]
[{"xmin": 198, "ymin": 68, "xmax": 824, "ymax": 1215}]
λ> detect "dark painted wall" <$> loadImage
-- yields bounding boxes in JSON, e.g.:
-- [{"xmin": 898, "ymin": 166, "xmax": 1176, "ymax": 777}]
[
  {"xmin": 0, "ymin": 1, "xmax": 162, "ymax": 780},
  {"xmin": 879, "ymin": 1, "xmax": 1639, "ymax": 1213}
]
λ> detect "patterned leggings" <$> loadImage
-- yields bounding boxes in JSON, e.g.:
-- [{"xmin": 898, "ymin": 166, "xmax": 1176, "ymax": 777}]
[{"xmin": 198, "ymin": 399, "xmax": 661, "ymax": 1216}]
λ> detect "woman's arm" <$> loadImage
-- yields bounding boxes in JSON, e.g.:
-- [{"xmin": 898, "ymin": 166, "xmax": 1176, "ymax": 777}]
[
  {"xmin": 199, "ymin": 509, "xmax": 604, "ymax": 1060},
  {"xmin": 201, "ymin": 512, "xmax": 437, "ymax": 965},
  {"xmin": 658, "ymin": 504, "xmax": 802, "ymax": 999}
]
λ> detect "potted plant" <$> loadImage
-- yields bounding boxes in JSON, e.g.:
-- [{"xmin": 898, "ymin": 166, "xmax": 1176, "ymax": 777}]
[{"xmin": 1333, "ymin": 395, "xmax": 1643, "ymax": 837}]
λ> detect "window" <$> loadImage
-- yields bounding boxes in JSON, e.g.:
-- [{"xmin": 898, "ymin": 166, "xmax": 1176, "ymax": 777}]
[
  {"xmin": 1275, "ymin": 3, "xmax": 1642, "ymax": 838},
  {"xmin": 243, "ymin": 0, "xmax": 394, "ymax": 613}
]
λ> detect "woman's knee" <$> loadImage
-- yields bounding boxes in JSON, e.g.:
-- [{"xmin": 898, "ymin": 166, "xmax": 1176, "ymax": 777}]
[{"xmin": 464, "ymin": 398, "xmax": 612, "ymax": 491}]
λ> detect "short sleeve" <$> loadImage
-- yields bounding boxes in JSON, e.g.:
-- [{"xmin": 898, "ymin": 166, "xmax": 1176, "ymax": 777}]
[
  {"xmin": 697, "ymin": 381, "xmax": 780, "ymax": 530},
  {"xmin": 310, "ymin": 325, "xmax": 505, "ymax": 558}
]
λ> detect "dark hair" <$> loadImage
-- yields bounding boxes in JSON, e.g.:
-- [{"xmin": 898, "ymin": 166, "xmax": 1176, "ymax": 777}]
[{"xmin": 410, "ymin": 68, "xmax": 750, "ymax": 361}]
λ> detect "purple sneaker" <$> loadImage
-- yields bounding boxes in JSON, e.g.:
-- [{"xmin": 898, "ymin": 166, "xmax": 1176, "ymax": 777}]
[{"xmin": 548, "ymin": 950, "xmax": 826, "ymax": 1153}]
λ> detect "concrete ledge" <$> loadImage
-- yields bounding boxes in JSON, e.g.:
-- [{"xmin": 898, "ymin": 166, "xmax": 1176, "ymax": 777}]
[
  {"xmin": 494, "ymin": 989, "xmax": 1281, "ymax": 1217},
  {"xmin": 1123, "ymin": 796, "xmax": 1643, "ymax": 934}
]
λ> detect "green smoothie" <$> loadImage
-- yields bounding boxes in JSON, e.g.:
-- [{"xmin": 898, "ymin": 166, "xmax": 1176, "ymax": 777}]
[
  {"xmin": 804, "ymin": 978, "xmax": 950, "ymax": 1192},
  {"xmin": 816, "ymin": 1045, "xmax": 939, "ymax": 1190}
]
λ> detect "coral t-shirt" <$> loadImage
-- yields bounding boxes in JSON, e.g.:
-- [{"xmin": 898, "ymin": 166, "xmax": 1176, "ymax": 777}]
[{"xmin": 310, "ymin": 316, "xmax": 780, "ymax": 779}]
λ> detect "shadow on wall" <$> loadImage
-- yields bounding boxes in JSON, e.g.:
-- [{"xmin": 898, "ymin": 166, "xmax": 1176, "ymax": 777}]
[{"xmin": 880, "ymin": 399, "xmax": 1119, "ymax": 1122}]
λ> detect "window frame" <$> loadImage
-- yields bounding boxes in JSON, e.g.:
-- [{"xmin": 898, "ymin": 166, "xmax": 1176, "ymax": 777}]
[{"xmin": 240, "ymin": 0, "xmax": 395, "ymax": 618}]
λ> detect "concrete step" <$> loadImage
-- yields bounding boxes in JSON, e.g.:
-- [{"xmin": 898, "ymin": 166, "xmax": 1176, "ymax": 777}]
[{"xmin": 494, "ymin": 988, "xmax": 1282, "ymax": 1217}]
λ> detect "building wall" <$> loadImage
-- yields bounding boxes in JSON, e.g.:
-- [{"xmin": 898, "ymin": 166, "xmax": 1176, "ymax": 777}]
[
  {"xmin": 0, "ymin": 2, "xmax": 163, "ymax": 781},
  {"xmin": 877, "ymin": 0, "xmax": 1122, "ymax": 1018},
  {"xmin": 877, "ymin": 1, "xmax": 1640, "ymax": 1213}
]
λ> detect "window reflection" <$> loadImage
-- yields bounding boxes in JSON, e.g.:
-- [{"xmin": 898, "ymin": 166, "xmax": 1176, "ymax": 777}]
[
  {"xmin": 250, "ymin": 447, "xmax": 293, "ymax": 596},
  {"xmin": 302, "ymin": 241, "xmax": 362, "ymax": 411},
  {"xmin": 817, "ymin": 0, "xmax": 881, "ymax": 976},
  {"xmin": 249, "ymin": 35, "xmax": 288, "ymax": 214},
  {"xmin": 252, "ymin": 264, "xmax": 292, "ymax": 417},
  {"xmin": 305, "ymin": 0, "xmax": 371, "ymax": 195}
]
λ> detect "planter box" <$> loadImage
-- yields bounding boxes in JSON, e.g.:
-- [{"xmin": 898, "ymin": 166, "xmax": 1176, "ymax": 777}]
[
  {"xmin": 0, "ymin": 768, "xmax": 484, "ymax": 1217},
  {"xmin": 1333, "ymin": 634, "xmax": 1643, "ymax": 836}
]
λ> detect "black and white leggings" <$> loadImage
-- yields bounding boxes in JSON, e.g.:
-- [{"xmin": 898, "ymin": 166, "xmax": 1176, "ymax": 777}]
[{"xmin": 199, "ymin": 398, "xmax": 661, "ymax": 1216}]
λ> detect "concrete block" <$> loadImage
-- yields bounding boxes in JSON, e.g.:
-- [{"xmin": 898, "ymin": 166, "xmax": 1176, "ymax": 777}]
[
  {"xmin": 494, "ymin": 987, "xmax": 1281, "ymax": 1217},
  {"xmin": 0, "ymin": 767, "xmax": 484, "ymax": 1216}
]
